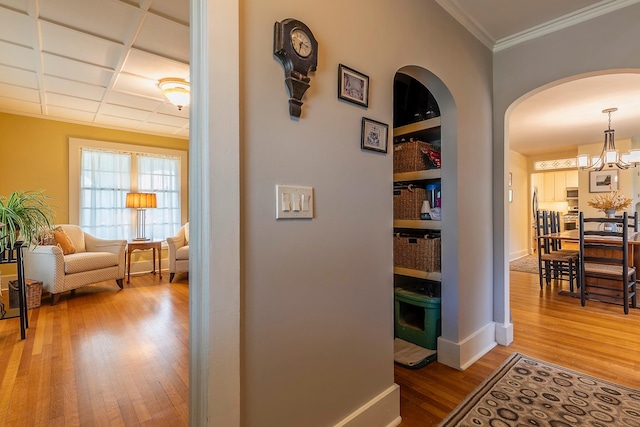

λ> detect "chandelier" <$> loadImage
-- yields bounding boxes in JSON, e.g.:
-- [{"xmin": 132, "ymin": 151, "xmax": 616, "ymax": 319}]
[
  {"xmin": 157, "ymin": 78, "xmax": 190, "ymax": 111},
  {"xmin": 577, "ymin": 108, "xmax": 640, "ymax": 171}
]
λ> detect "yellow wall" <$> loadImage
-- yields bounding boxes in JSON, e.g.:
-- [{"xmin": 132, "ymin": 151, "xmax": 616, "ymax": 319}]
[
  {"xmin": 0, "ymin": 112, "xmax": 188, "ymax": 222},
  {"xmin": 0, "ymin": 113, "xmax": 188, "ymax": 278}
]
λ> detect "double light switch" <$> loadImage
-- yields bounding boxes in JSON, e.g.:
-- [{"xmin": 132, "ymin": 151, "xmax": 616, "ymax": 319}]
[{"xmin": 276, "ymin": 185, "xmax": 314, "ymax": 219}]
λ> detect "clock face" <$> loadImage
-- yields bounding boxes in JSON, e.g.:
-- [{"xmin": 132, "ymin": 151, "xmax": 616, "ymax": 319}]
[{"xmin": 290, "ymin": 28, "xmax": 312, "ymax": 58}]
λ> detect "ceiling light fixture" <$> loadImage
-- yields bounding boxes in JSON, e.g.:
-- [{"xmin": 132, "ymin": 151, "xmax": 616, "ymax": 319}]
[
  {"xmin": 577, "ymin": 108, "xmax": 640, "ymax": 171},
  {"xmin": 157, "ymin": 78, "xmax": 190, "ymax": 111}
]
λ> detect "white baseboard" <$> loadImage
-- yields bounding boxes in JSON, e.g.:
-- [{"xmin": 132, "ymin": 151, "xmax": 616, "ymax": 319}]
[
  {"xmin": 510, "ymin": 249, "xmax": 530, "ymax": 261},
  {"xmin": 127, "ymin": 259, "xmax": 168, "ymax": 275},
  {"xmin": 437, "ymin": 322, "xmax": 497, "ymax": 370},
  {"xmin": 1, "ymin": 273, "xmax": 17, "ymax": 293},
  {"xmin": 334, "ymin": 384, "xmax": 401, "ymax": 427},
  {"xmin": 495, "ymin": 321, "xmax": 514, "ymax": 346}
]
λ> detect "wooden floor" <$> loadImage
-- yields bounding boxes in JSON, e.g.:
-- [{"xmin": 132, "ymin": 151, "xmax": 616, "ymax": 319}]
[
  {"xmin": 0, "ymin": 272, "xmax": 189, "ymax": 427},
  {"xmin": 2, "ymin": 269, "xmax": 640, "ymax": 426},
  {"xmin": 396, "ymin": 270, "xmax": 640, "ymax": 426}
]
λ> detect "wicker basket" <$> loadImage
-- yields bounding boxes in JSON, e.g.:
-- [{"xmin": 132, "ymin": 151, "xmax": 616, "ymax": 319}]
[
  {"xmin": 393, "ymin": 235, "xmax": 441, "ymax": 272},
  {"xmin": 9, "ymin": 279, "xmax": 43, "ymax": 309},
  {"xmin": 393, "ymin": 186, "xmax": 427, "ymax": 220},
  {"xmin": 393, "ymin": 140, "xmax": 440, "ymax": 173}
]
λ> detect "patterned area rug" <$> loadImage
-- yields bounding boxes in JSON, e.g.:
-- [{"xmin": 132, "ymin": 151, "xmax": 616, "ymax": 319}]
[
  {"xmin": 438, "ymin": 353, "xmax": 640, "ymax": 426},
  {"xmin": 509, "ymin": 254, "xmax": 539, "ymax": 274}
]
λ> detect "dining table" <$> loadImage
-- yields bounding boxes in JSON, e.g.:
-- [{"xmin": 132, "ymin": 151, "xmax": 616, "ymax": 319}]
[{"xmin": 541, "ymin": 229, "xmax": 640, "ymax": 268}]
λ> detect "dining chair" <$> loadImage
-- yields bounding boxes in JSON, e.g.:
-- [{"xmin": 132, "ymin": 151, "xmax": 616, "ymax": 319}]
[
  {"xmin": 579, "ymin": 212, "xmax": 637, "ymax": 314},
  {"xmin": 536, "ymin": 210, "xmax": 579, "ymax": 291}
]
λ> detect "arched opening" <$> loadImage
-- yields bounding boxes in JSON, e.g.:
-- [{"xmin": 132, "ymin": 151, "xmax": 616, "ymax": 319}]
[
  {"xmin": 393, "ymin": 66, "xmax": 463, "ymax": 369},
  {"xmin": 504, "ymin": 69, "xmax": 640, "ymax": 331}
]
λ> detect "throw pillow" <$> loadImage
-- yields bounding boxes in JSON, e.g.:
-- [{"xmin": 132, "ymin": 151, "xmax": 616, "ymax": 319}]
[
  {"xmin": 184, "ymin": 222, "xmax": 189, "ymax": 244},
  {"xmin": 53, "ymin": 227, "xmax": 76, "ymax": 255},
  {"xmin": 37, "ymin": 229, "xmax": 56, "ymax": 246}
]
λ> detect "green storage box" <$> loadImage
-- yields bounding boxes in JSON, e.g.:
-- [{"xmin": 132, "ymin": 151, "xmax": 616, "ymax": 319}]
[{"xmin": 394, "ymin": 287, "xmax": 441, "ymax": 350}]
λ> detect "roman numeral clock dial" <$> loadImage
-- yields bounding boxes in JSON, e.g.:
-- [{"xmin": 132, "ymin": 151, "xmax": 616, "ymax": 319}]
[{"xmin": 273, "ymin": 19, "xmax": 318, "ymax": 118}]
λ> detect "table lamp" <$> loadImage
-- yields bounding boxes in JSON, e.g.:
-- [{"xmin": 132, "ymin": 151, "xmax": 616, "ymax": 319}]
[{"xmin": 126, "ymin": 193, "xmax": 157, "ymax": 240}]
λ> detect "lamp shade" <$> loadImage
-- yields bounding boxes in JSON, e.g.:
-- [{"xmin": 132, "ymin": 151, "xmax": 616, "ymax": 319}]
[
  {"xmin": 126, "ymin": 193, "xmax": 157, "ymax": 209},
  {"xmin": 158, "ymin": 78, "xmax": 190, "ymax": 110}
]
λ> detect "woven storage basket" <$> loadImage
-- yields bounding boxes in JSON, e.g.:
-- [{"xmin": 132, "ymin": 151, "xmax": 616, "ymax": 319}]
[
  {"xmin": 393, "ymin": 235, "xmax": 441, "ymax": 272},
  {"xmin": 393, "ymin": 186, "xmax": 427, "ymax": 220},
  {"xmin": 393, "ymin": 140, "xmax": 440, "ymax": 173},
  {"xmin": 9, "ymin": 279, "xmax": 43, "ymax": 309}
]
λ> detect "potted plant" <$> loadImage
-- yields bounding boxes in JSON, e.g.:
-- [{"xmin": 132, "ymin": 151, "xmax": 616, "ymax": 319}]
[{"xmin": 0, "ymin": 190, "xmax": 55, "ymax": 252}]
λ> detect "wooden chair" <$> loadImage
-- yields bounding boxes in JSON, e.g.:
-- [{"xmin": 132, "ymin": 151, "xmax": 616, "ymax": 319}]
[
  {"xmin": 536, "ymin": 210, "xmax": 579, "ymax": 291},
  {"xmin": 579, "ymin": 212, "xmax": 637, "ymax": 314}
]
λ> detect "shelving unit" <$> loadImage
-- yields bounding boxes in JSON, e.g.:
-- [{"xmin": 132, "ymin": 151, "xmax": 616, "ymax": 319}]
[{"xmin": 393, "ymin": 114, "xmax": 442, "ymax": 284}]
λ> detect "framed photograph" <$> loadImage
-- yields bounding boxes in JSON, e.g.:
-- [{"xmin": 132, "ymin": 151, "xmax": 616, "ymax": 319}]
[
  {"xmin": 361, "ymin": 117, "xmax": 388, "ymax": 153},
  {"xmin": 589, "ymin": 169, "xmax": 618, "ymax": 193},
  {"xmin": 338, "ymin": 64, "xmax": 369, "ymax": 107}
]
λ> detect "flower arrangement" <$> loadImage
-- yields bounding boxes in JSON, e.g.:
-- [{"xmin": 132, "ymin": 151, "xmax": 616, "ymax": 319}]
[{"xmin": 587, "ymin": 190, "xmax": 632, "ymax": 212}]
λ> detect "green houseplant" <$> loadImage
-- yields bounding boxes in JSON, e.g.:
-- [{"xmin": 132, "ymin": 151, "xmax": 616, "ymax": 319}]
[{"xmin": 0, "ymin": 190, "xmax": 55, "ymax": 252}]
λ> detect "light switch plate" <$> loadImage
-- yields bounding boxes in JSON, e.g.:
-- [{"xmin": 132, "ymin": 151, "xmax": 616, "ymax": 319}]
[{"xmin": 276, "ymin": 185, "xmax": 314, "ymax": 219}]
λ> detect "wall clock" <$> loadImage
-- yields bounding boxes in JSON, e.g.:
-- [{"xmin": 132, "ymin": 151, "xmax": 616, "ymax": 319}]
[{"xmin": 273, "ymin": 18, "xmax": 318, "ymax": 118}]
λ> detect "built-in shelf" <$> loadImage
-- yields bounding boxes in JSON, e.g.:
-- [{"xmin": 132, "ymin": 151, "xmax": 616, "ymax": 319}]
[
  {"xmin": 394, "ymin": 219, "xmax": 441, "ymax": 230},
  {"xmin": 394, "ymin": 267, "xmax": 441, "ymax": 282},
  {"xmin": 393, "ymin": 117, "xmax": 441, "ymax": 138},
  {"xmin": 393, "ymin": 169, "xmax": 441, "ymax": 182}
]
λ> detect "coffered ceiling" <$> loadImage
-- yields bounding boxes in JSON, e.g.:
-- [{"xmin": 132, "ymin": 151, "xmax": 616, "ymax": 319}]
[{"xmin": 0, "ymin": 0, "xmax": 189, "ymax": 139}]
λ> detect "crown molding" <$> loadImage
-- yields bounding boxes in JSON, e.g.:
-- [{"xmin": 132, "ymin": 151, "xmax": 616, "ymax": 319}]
[
  {"xmin": 494, "ymin": 0, "xmax": 640, "ymax": 52},
  {"xmin": 436, "ymin": 0, "xmax": 640, "ymax": 53},
  {"xmin": 435, "ymin": 0, "xmax": 494, "ymax": 50}
]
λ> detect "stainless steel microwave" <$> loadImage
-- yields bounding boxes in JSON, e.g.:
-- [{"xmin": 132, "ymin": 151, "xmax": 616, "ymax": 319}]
[{"xmin": 566, "ymin": 187, "xmax": 578, "ymax": 199}]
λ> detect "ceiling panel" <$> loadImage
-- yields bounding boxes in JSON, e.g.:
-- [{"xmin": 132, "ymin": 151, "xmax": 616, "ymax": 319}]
[
  {"xmin": 0, "ymin": 97, "xmax": 42, "ymax": 115},
  {"xmin": 38, "ymin": 0, "xmax": 140, "ymax": 43},
  {"xmin": 43, "ymin": 75, "xmax": 106, "ymax": 100},
  {"xmin": 100, "ymin": 103, "xmax": 152, "ymax": 121},
  {"xmin": 0, "ymin": 41, "xmax": 37, "ymax": 71},
  {"xmin": 46, "ymin": 92, "xmax": 100, "ymax": 113},
  {"xmin": 148, "ymin": 0, "xmax": 189, "ymax": 25},
  {"xmin": 133, "ymin": 13, "xmax": 189, "ymax": 63},
  {"xmin": 0, "ymin": 82, "xmax": 40, "ymax": 103},
  {"xmin": 43, "ymin": 54, "xmax": 114, "ymax": 86},
  {"xmin": 122, "ymin": 48, "xmax": 189, "ymax": 81},
  {"xmin": 47, "ymin": 105, "xmax": 98, "ymax": 122},
  {"xmin": 0, "ymin": 63, "xmax": 38, "ymax": 87},
  {"xmin": 106, "ymin": 91, "xmax": 164, "ymax": 111},
  {"xmin": 0, "ymin": 8, "xmax": 36, "ymax": 47},
  {"xmin": 40, "ymin": 22, "xmax": 124, "ymax": 69}
]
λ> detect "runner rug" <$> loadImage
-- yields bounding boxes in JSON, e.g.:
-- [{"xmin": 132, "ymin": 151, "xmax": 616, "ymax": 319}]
[{"xmin": 438, "ymin": 352, "xmax": 640, "ymax": 426}]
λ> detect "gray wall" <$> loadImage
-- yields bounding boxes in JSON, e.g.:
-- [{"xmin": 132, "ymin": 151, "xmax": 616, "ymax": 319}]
[
  {"xmin": 235, "ymin": 0, "xmax": 494, "ymax": 425},
  {"xmin": 494, "ymin": 4, "xmax": 640, "ymax": 339}
]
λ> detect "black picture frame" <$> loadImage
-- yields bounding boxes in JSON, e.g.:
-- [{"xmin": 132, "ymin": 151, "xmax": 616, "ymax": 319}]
[
  {"xmin": 361, "ymin": 117, "xmax": 388, "ymax": 153},
  {"xmin": 338, "ymin": 64, "xmax": 369, "ymax": 108},
  {"xmin": 589, "ymin": 170, "xmax": 618, "ymax": 193}
]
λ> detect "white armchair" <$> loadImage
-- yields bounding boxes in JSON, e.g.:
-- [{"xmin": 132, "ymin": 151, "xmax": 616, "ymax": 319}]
[
  {"xmin": 24, "ymin": 224, "xmax": 126, "ymax": 305},
  {"xmin": 166, "ymin": 222, "xmax": 189, "ymax": 282}
]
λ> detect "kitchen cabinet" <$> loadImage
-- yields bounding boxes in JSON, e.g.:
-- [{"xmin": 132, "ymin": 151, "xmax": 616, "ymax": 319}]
[
  {"xmin": 533, "ymin": 170, "xmax": 577, "ymax": 202},
  {"xmin": 565, "ymin": 170, "xmax": 578, "ymax": 188}
]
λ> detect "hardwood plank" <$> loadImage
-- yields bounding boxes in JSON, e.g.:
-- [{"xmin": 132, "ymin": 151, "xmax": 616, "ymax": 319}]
[
  {"xmin": 0, "ymin": 275, "xmax": 189, "ymax": 426},
  {"xmin": 397, "ymin": 270, "xmax": 640, "ymax": 426}
]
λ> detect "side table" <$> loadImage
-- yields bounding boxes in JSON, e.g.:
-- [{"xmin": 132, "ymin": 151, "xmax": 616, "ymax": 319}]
[{"xmin": 127, "ymin": 240, "xmax": 163, "ymax": 283}]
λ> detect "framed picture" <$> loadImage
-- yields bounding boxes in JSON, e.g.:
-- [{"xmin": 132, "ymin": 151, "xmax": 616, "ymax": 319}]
[
  {"xmin": 338, "ymin": 64, "xmax": 369, "ymax": 107},
  {"xmin": 589, "ymin": 169, "xmax": 618, "ymax": 193},
  {"xmin": 361, "ymin": 117, "xmax": 388, "ymax": 153}
]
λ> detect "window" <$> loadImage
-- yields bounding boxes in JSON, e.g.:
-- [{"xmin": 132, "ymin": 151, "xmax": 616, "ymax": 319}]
[{"xmin": 70, "ymin": 138, "xmax": 188, "ymax": 241}]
